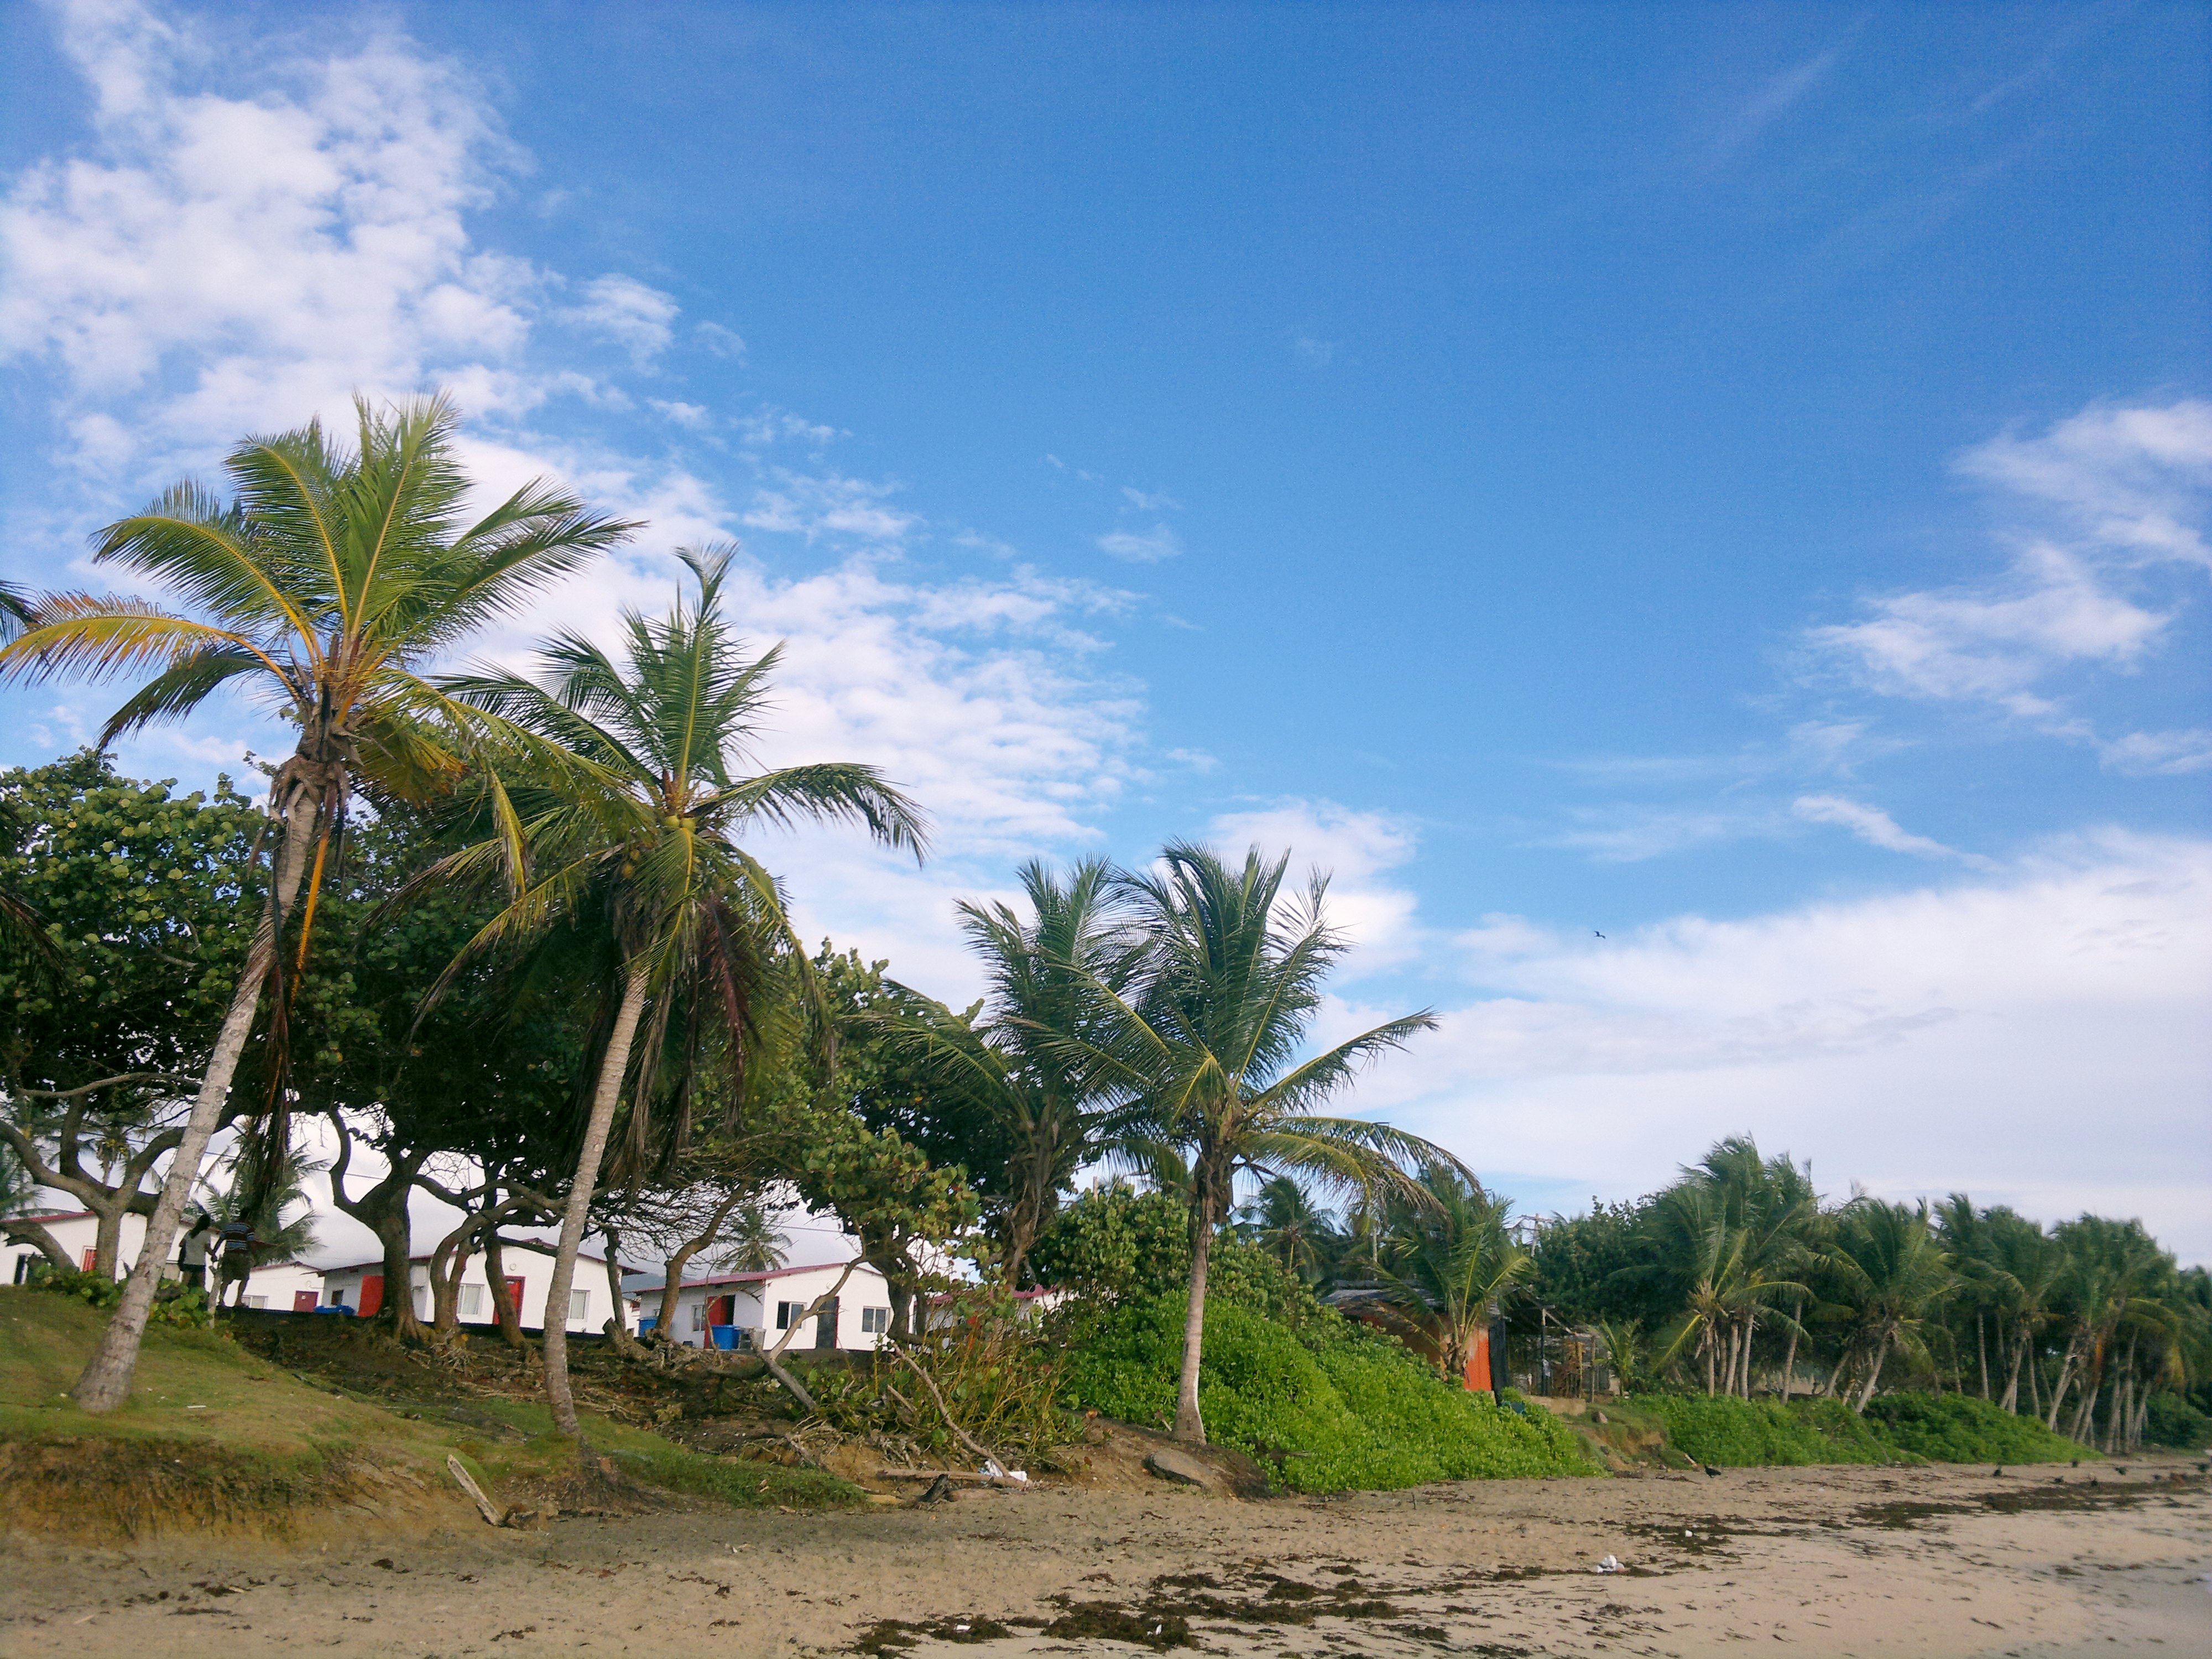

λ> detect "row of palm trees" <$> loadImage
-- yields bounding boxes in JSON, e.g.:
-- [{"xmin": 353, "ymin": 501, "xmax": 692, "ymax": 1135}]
[
  {"xmin": 2, "ymin": 393, "xmax": 1453, "ymax": 1446},
  {"xmin": 1527, "ymin": 1138, "xmax": 2207, "ymax": 1447}
]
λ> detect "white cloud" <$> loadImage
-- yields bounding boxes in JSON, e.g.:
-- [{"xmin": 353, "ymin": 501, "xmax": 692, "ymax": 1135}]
[
  {"xmin": 1339, "ymin": 832, "xmax": 2212, "ymax": 1263},
  {"xmin": 1291, "ymin": 334, "xmax": 1335, "ymax": 369},
  {"xmin": 1791, "ymin": 794, "xmax": 1991, "ymax": 866},
  {"xmin": 1808, "ymin": 399, "xmax": 2211, "ymax": 755},
  {"xmin": 1120, "ymin": 485, "xmax": 1181, "ymax": 512},
  {"xmin": 1203, "ymin": 799, "xmax": 1423, "ymax": 972},
  {"xmin": 564, "ymin": 273, "xmax": 679, "ymax": 364},
  {"xmin": 1097, "ymin": 523, "xmax": 1182, "ymax": 563},
  {"xmin": 693, "ymin": 320, "xmax": 747, "ymax": 359}
]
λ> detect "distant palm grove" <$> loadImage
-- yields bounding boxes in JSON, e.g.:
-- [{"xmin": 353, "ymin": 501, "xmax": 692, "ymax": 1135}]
[{"xmin": 2, "ymin": 397, "xmax": 2205, "ymax": 1474}]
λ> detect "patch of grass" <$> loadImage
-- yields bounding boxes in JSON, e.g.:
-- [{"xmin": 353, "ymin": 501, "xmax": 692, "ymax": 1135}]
[
  {"xmin": 607, "ymin": 1445, "xmax": 863, "ymax": 1509},
  {"xmin": 1630, "ymin": 1393, "xmax": 1898, "ymax": 1467},
  {"xmin": 0, "ymin": 1288, "xmax": 856, "ymax": 1537},
  {"xmin": 1860, "ymin": 1394, "xmax": 2088, "ymax": 1464},
  {"xmin": 1060, "ymin": 1293, "xmax": 1595, "ymax": 1491}
]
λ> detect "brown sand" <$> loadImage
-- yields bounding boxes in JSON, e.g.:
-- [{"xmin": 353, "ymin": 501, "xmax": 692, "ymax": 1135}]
[{"xmin": 2, "ymin": 1458, "xmax": 2205, "ymax": 1658}]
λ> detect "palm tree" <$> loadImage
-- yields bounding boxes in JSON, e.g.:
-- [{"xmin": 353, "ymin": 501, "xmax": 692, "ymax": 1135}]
[
  {"xmin": 187, "ymin": 1143, "xmax": 322, "ymax": 1308},
  {"xmin": 0, "ymin": 394, "xmax": 636, "ymax": 1411},
  {"xmin": 1825, "ymin": 1199, "xmax": 1954, "ymax": 1411},
  {"xmin": 1373, "ymin": 1165, "xmax": 1530, "ymax": 1385},
  {"xmin": 1238, "ymin": 1175, "xmax": 1339, "ymax": 1284},
  {"xmin": 422, "ymin": 545, "xmax": 926, "ymax": 1437},
  {"xmin": 873, "ymin": 858, "xmax": 1126, "ymax": 1288},
  {"xmin": 1058, "ymin": 841, "xmax": 1446, "ymax": 1444}
]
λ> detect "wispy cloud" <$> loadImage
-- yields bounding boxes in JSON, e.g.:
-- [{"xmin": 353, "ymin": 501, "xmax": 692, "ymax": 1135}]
[
  {"xmin": 1791, "ymin": 794, "xmax": 1992, "ymax": 867},
  {"xmin": 1807, "ymin": 398, "xmax": 2212, "ymax": 763},
  {"xmin": 1708, "ymin": 49, "xmax": 1839, "ymax": 165},
  {"xmin": 1097, "ymin": 523, "xmax": 1182, "ymax": 562}
]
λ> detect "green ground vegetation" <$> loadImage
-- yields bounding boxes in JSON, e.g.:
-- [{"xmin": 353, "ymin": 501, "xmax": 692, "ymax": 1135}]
[{"xmin": 0, "ymin": 1287, "xmax": 858, "ymax": 1538}]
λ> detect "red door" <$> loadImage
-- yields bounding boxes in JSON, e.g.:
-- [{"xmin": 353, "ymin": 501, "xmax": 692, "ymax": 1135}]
[
  {"xmin": 357, "ymin": 1274, "xmax": 384, "ymax": 1317},
  {"xmin": 502, "ymin": 1277, "xmax": 526, "ymax": 1324},
  {"xmin": 1465, "ymin": 1325, "xmax": 1494, "ymax": 1392},
  {"xmin": 293, "ymin": 1290, "xmax": 319, "ymax": 1312},
  {"xmin": 81, "ymin": 1248, "xmax": 98, "ymax": 1272}
]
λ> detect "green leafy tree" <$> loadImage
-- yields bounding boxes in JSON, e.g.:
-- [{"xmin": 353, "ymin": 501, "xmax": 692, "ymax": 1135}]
[
  {"xmin": 422, "ymin": 546, "xmax": 926, "ymax": 1435},
  {"xmin": 0, "ymin": 754, "xmax": 267, "ymax": 1277},
  {"xmin": 1057, "ymin": 841, "xmax": 1448, "ymax": 1444},
  {"xmin": 1821, "ymin": 1199, "xmax": 1955, "ymax": 1412},
  {"xmin": 1235, "ymin": 1175, "xmax": 1342, "ymax": 1285},
  {"xmin": 0, "ymin": 393, "xmax": 635, "ymax": 1411}
]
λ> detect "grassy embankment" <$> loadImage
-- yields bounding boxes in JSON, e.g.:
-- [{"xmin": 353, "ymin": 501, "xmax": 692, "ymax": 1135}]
[
  {"xmin": 1625, "ymin": 1390, "xmax": 2091, "ymax": 1469},
  {"xmin": 0, "ymin": 1287, "xmax": 861, "ymax": 1540},
  {"xmin": 1061, "ymin": 1294, "xmax": 1598, "ymax": 1491}
]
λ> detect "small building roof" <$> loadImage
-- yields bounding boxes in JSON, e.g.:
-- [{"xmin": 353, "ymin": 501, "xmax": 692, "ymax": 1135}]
[{"xmin": 680, "ymin": 1260, "xmax": 886, "ymax": 1290}]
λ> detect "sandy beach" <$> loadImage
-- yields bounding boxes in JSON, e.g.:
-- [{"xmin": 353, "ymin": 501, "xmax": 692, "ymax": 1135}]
[{"xmin": 3, "ymin": 1458, "xmax": 2205, "ymax": 1658}]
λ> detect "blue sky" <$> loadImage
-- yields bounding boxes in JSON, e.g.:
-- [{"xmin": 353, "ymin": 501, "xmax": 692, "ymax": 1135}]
[{"xmin": 3, "ymin": 2, "xmax": 2207, "ymax": 1259}]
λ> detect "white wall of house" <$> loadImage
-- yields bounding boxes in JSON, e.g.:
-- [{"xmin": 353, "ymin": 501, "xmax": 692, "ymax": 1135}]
[
  {"xmin": 3, "ymin": 1210, "xmax": 168, "ymax": 1282},
  {"xmin": 231, "ymin": 1260, "xmax": 325, "ymax": 1310},
  {"xmin": 650, "ymin": 1261, "xmax": 894, "ymax": 1352},
  {"xmin": 317, "ymin": 1250, "xmax": 638, "ymax": 1334}
]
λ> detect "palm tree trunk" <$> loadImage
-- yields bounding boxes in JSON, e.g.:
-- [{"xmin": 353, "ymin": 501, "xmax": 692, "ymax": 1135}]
[
  {"xmin": 1780, "ymin": 1298, "xmax": 1803, "ymax": 1403},
  {"xmin": 542, "ymin": 963, "xmax": 649, "ymax": 1440},
  {"xmin": 1976, "ymin": 1314, "xmax": 1989, "ymax": 1400},
  {"xmin": 1704, "ymin": 1328, "xmax": 1718, "ymax": 1399},
  {"xmin": 1174, "ymin": 1203, "xmax": 1215, "ymax": 1444},
  {"xmin": 1853, "ymin": 1332, "xmax": 1889, "ymax": 1412},
  {"xmin": 71, "ymin": 763, "xmax": 325, "ymax": 1413}
]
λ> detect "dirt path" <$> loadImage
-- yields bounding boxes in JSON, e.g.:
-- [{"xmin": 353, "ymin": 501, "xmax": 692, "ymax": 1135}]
[{"xmin": 3, "ymin": 1459, "xmax": 2206, "ymax": 1657}]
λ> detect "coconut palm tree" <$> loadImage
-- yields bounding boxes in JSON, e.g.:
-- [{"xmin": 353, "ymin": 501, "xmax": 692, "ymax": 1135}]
[
  {"xmin": 421, "ymin": 545, "xmax": 926, "ymax": 1436},
  {"xmin": 187, "ymin": 1143, "xmax": 323, "ymax": 1308},
  {"xmin": 1825, "ymin": 1199, "xmax": 1955, "ymax": 1411},
  {"xmin": 1237, "ymin": 1175, "xmax": 1340, "ymax": 1284},
  {"xmin": 1057, "ymin": 841, "xmax": 1447, "ymax": 1444},
  {"xmin": 0, "ymin": 394, "xmax": 637, "ymax": 1411},
  {"xmin": 871, "ymin": 857, "xmax": 1128, "ymax": 1288},
  {"xmin": 1373, "ymin": 1165, "xmax": 1530, "ymax": 1385}
]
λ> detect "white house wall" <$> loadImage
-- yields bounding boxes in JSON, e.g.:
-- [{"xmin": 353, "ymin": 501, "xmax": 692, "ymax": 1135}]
[{"xmin": 317, "ymin": 1250, "xmax": 637, "ymax": 1334}]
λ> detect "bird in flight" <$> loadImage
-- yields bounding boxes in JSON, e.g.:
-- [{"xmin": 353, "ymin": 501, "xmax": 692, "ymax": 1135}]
[{"xmin": 1593, "ymin": 930, "xmax": 1606, "ymax": 940}]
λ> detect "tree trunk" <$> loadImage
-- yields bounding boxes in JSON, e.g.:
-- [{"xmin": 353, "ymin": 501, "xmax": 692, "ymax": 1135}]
[
  {"xmin": 483, "ymin": 1226, "xmax": 525, "ymax": 1349},
  {"xmin": 601, "ymin": 1228, "xmax": 631, "ymax": 1344},
  {"xmin": 1173, "ymin": 1197, "xmax": 1215, "ymax": 1444},
  {"xmin": 71, "ymin": 761, "xmax": 324, "ymax": 1413},
  {"xmin": 1779, "ymin": 1299, "xmax": 1802, "ymax": 1403},
  {"xmin": 1853, "ymin": 1332, "xmax": 1889, "ymax": 1413},
  {"xmin": 1705, "ymin": 1328, "xmax": 1718, "ymax": 1399},
  {"xmin": 542, "ymin": 963, "xmax": 648, "ymax": 1440},
  {"xmin": 655, "ymin": 1187, "xmax": 749, "ymax": 1339},
  {"xmin": 1, "ymin": 1218, "xmax": 72, "ymax": 1271},
  {"xmin": 325, "ymin": 1119, "xmax": 429, "ymax": 1345}
]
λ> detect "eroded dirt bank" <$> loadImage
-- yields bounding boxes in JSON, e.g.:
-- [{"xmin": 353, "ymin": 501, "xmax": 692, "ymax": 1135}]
[{"xmin": 3, "ymin": 1459, "xmax": 2206, "ymax": 1657}]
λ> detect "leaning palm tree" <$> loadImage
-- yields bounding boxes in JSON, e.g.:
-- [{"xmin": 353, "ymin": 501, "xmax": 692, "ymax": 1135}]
[
  {"xmin": 1373, "ymin": 1165, "xmax": 1531, "ymax": 1385},
  {"xmin": 870, "ymin": 857, "xmax": 1128, "ymax": 1288},
  {"xmin": 0, "ymin": 393, "xmax": 636, "ymax": 1411},
  {"xmin": 421, "ymin": 545, "xmax": 926, "ymax": 1437},
  {"xmin": 1058, "ymin": 841, "xmax": 1448, "ymax": 1444}
]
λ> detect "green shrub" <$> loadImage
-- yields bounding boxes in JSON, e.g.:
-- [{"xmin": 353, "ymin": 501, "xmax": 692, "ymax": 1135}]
[
  {"xmin": 2143, "ymin": 1392, "xmax": 2212, "ymax": 1450},
  {"xmin": 1031, "ymin": 1187, "xmax": 1326, "ymax": 1324},
  {"xmin": 1861, "ymin": 1392, "xmax": 2083, "ymax": 1464},
  {"xmin": 1059, "ymin": 1292, "xmax": 1593, "ymax": 1491},
  {"xmin": 1632, "ymin": 1393, "xmax": 1892, "ymax": 1467}
]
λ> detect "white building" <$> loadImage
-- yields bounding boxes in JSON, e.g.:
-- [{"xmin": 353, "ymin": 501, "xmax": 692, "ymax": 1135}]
[
  {"xmin": 5, "ymin": 1212, "xmax": 335, "ymax": 1312},
  {"xmin": 317, "ymin": 1248, "xmax": 640, "ymax": 1334},
  {"xmin": 644, "ymin": 1260, "xmax": 895, "ymax": 1352}
]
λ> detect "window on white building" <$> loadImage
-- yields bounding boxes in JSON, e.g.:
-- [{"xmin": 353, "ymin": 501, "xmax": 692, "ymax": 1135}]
[
  {"xmin": 247, "ymin": 1295, "xmax": 268, "ymax": 1310},
  {"xmin": 860, "ymin": 1307, "xmax": 889, "ymax": 1335},
  {"xmin": 569, "ymin": 1288, "xmax": 590, "ymax": 1325},
  {"xmin": 460, "ymin": 1284, "xmax": 485, "ymax": 1318},
  {"xmin": 688, "ymin": 1301, "xmax": 707, "ymax": 1333},
  {"xmin": 776, "ymin": 1300, "xmax": 799, "ymax": 1330}
]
